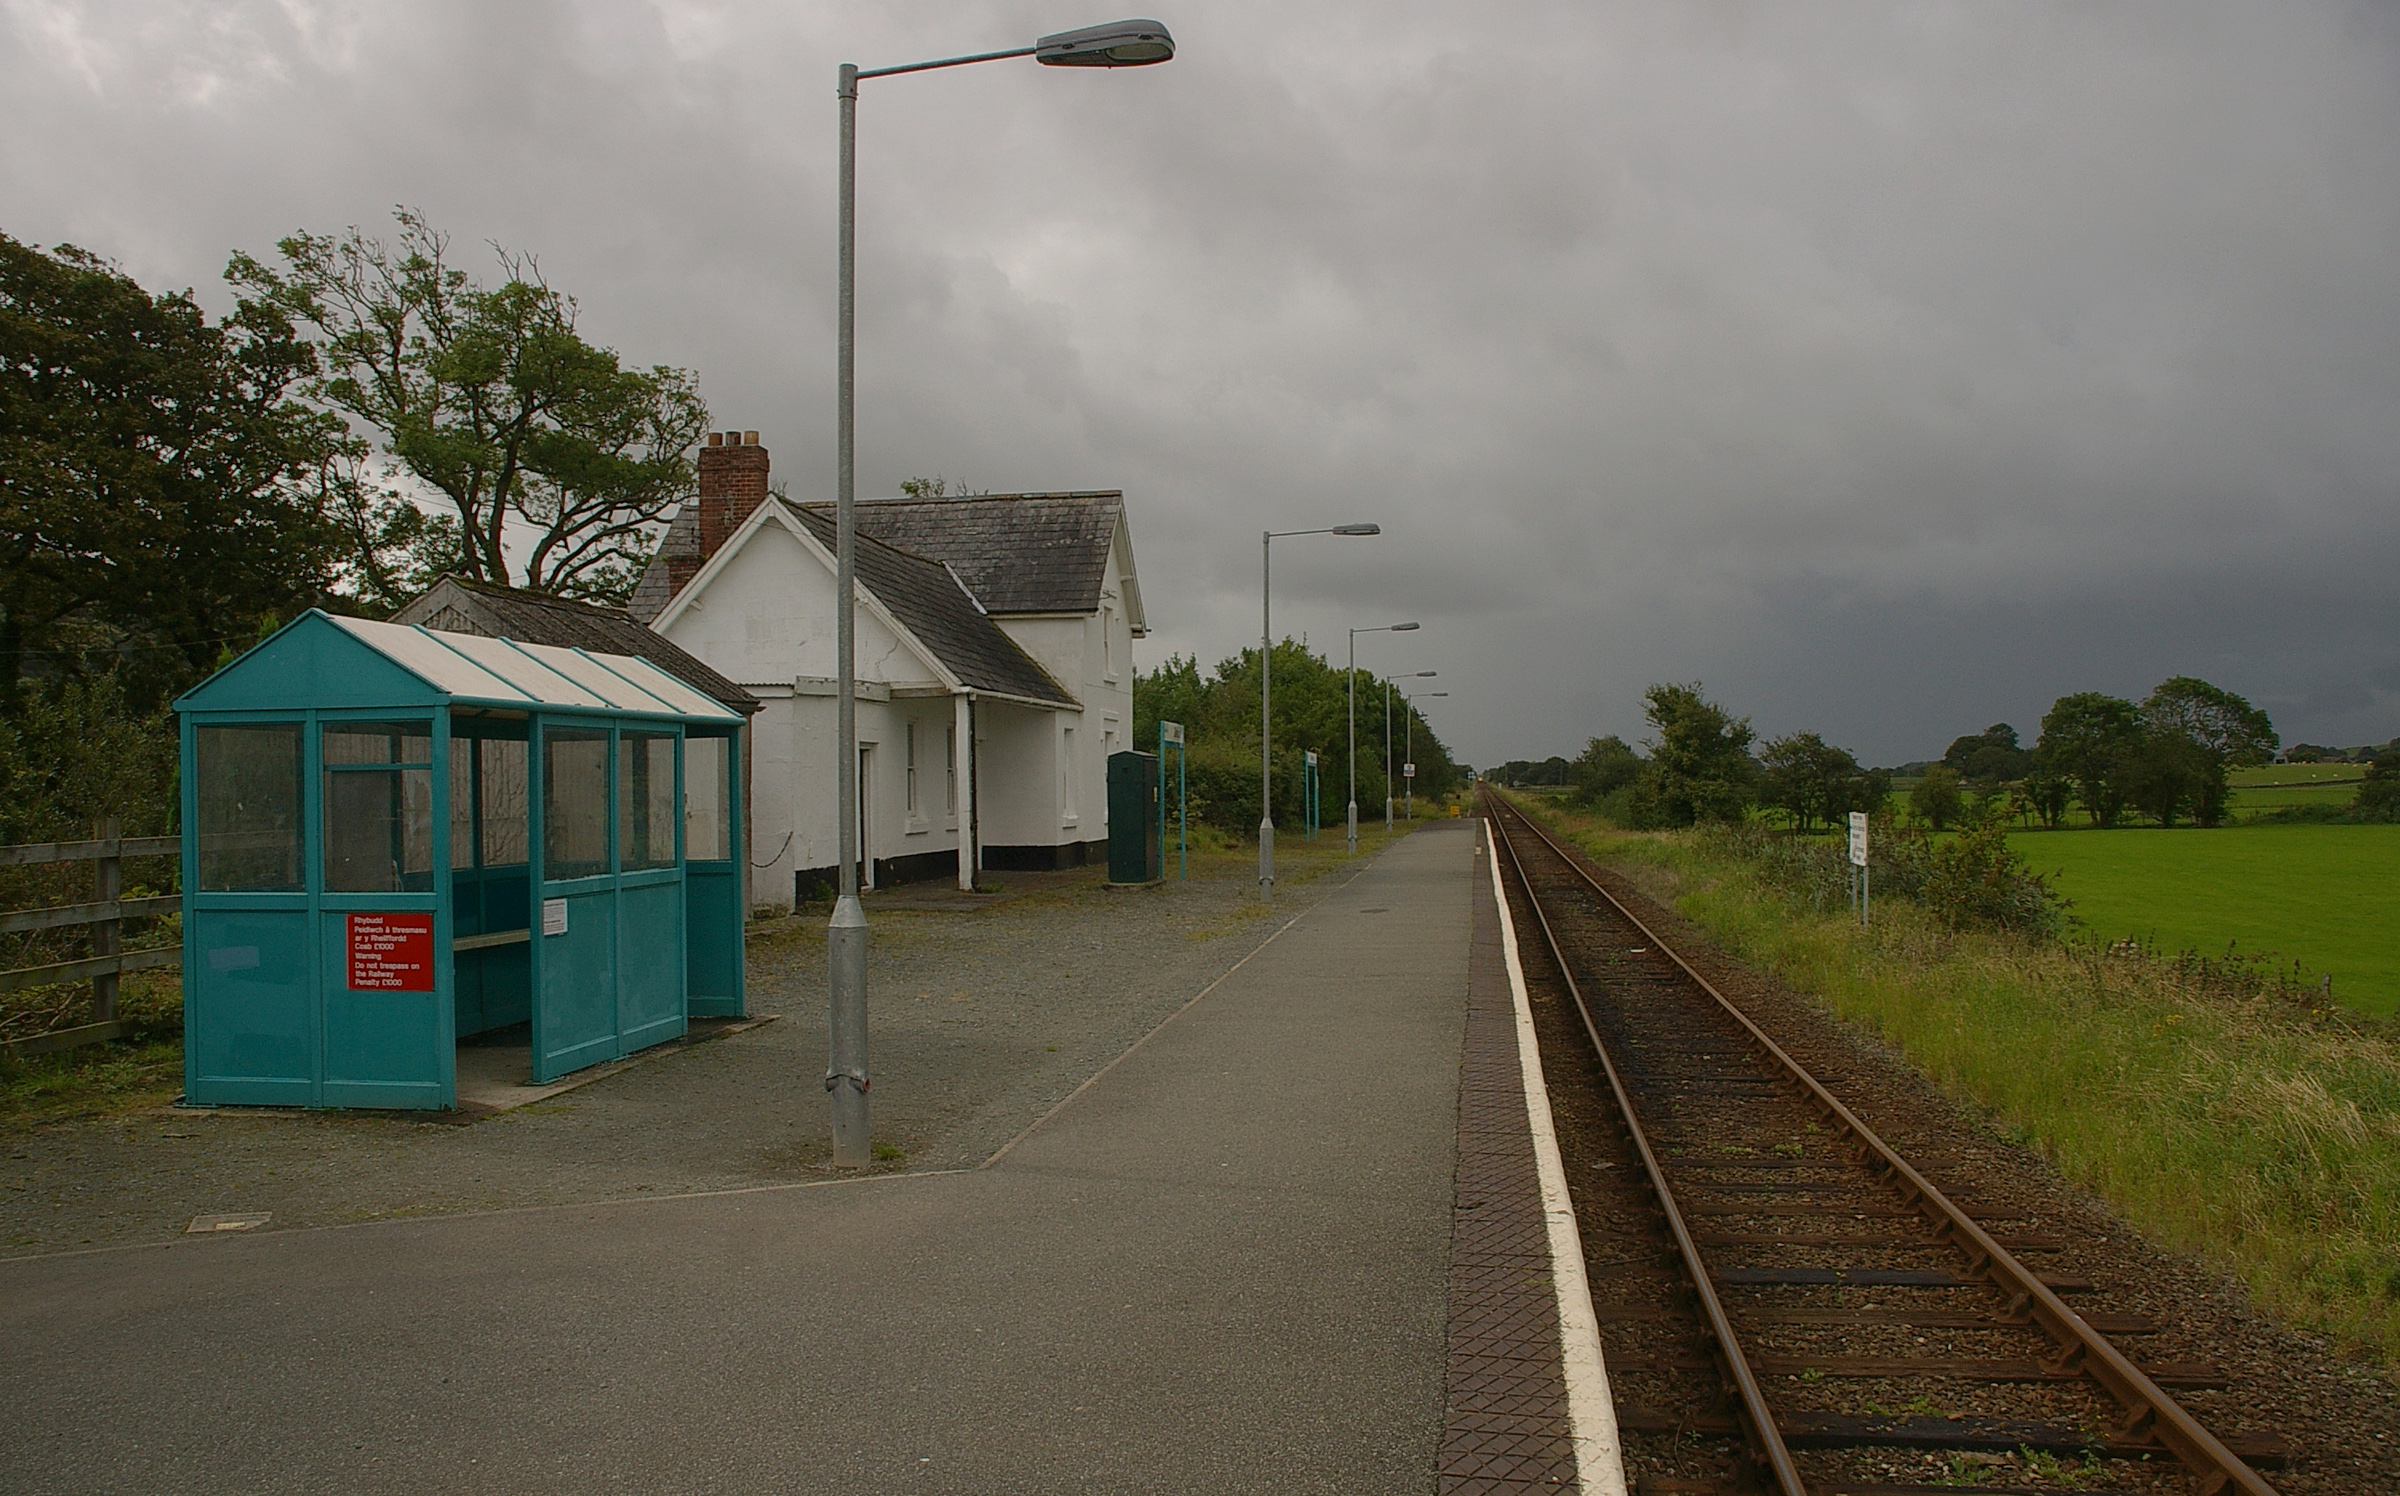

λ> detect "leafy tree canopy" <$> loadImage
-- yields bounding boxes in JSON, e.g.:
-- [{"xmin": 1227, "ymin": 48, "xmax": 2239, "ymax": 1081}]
[
  {"xmin": 2033, "ymin": 692, "xmax": 2144, "ymax": 827},
  {"xmin": 1, "ymin": 231, "xmax": 349, "ymax": 708},
  {"xmin": 1759, "ymin": 730, "xmax": 1886, "ymax": 833},
  {"xmin": 1132, "ymin": 641, "xmax": 1459, "ymax": 831},
  {"xmin": 1942, "ymin": 722, "xmax": 2031, "ymax": 785},
  {"xmin": 1633, "ymin": 682, "xmax": 1756, "ymax": 826},
  {"xmin": 230, "ymin": 208, "xmax": 709, "ymax": 606}
]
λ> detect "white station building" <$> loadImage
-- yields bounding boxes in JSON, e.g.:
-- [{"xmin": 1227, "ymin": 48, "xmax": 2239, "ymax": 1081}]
[{"xmin": 626, "ymin": 432, "xmax": 1146, "ymax": 904}]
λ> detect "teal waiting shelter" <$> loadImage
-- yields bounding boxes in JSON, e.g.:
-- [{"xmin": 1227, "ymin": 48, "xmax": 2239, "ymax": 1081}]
[{"xmin": 177, "ymin": 610, "xmax": 746, "ymax": 1110}]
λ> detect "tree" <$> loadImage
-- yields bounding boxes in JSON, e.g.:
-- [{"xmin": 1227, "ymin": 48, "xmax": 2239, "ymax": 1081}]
[
  {"xmin": 1909, "ymin": 764, "xmax": 1965, "ymax": 830},
  {"xmin": 1942, "ymin": 723, "xmax": 2032, "ymax": 786},
  {"xmin": 1758, "ymin": 731, "xmax": 1882, "ymax": 833},
  {"xmin": 1632, "ymin": 682, "xmax": 1756, "ymax": 826},
  {"xmin": 229, "ymin": 208, "xmax": 709, "ymax": 604},
  {"xmin": 1, "ymin": 232, "xmax": 349, "ymax": 704},
  {"xmin": 2351, "ymin": 753, "xmax": 2400, "ymax": 823},
  {"xmin": 1569, "ymin": 735, "xmax": 1642, "ymax": 806},
  {"xmin": 2033, "ymin": 692, "xmax": 2144, "ymax": 827},
  {"xmin": 2137, "ymin": 677, "xmax": 2276, "ymax": 828}
]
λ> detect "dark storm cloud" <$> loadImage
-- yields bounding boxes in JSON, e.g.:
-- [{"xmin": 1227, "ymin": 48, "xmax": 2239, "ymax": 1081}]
[{"xmin": 6, "ymin": 1, "xmax": 2396, "ymax": 764}]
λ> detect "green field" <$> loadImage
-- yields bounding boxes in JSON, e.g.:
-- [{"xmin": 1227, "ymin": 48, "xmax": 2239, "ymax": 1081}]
[
  {"xmin": 2226, "ymin": 762, "xmax": 2367, "ymax": 819},
  {"xmin": 2008, "ymin": 823, "xmax": 2400, "ymax": 1015}
]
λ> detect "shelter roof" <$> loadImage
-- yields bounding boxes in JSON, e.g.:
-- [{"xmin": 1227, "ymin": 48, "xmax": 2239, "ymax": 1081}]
[
  {"xmin": 176, "ymin": 610, "xmax": 743, "ymax": 723},
  {"xmin": 392, "ymin": 576, "xmax": 760, "ymax": 715}
]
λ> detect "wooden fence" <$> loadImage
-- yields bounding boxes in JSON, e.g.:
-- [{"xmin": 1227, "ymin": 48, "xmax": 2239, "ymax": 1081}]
[{"xmin": 0, "ymin": 820, "xmax": 180, "ymax": 1057}]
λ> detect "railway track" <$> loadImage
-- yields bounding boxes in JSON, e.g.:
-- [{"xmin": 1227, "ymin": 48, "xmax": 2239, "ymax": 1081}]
[{"xmin": 1481, "ymin": 789, "xmax": 2285, "ymax": 1496}]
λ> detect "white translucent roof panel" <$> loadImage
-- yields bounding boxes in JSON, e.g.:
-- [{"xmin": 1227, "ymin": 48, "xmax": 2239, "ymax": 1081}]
[
  {"xmin": 330, "ymin": 616, "xmax": 536, "ymax": 702},
  {"xmin": 575, "ymin": 651, "xmax": 739, "ymax": 721},
  {"xmin": 328, "ymin": 613, "xmax": 738, "ymax": 722},
  {"xmin": 524, "ymin": 642, "xmax": 681, "ymax": 713},
  {"xmin": 417, "ymin": 630, "xmax": 614, "ymax": 709}
]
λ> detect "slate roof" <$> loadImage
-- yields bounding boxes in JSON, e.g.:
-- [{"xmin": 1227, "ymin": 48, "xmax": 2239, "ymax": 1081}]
[
  {"xmin": 808, "ymin": 493, "xmax": 1126, "ymax": 617},
  {"xmin": 626, "ymin": 506, "xmax": 700, "ymax": 624},
  {"xmin": 630, "ymin": 491, "xmax": 1133, "ymax": 628},
  {"xmin": 391, "ymin": 576, "xmax": 761, "ymax": 715},
  {"xmin": 778, "ymin": 502, "xmax": 1077, "ymax": 708}
]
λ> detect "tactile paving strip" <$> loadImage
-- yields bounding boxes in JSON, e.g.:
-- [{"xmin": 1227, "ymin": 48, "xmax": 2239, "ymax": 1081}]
[{"xmin": 1440, "ymin": 829, "xmax": 1582, "ymax": 1493}]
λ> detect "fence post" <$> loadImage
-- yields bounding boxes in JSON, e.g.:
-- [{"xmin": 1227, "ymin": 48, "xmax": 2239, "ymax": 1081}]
[{"xmin": 91, "ymin": 815, "xmax": 120, "ymax": 1024}]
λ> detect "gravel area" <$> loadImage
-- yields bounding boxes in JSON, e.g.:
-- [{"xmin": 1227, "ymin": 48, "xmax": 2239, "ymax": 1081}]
[
  {"xmin": 1543, "ymin": 830, "xmax": 2400, "ymax": 1496},
  {"xmin": 0, "ymin": 828, "xmax": 1420, "ymax": 1258}
]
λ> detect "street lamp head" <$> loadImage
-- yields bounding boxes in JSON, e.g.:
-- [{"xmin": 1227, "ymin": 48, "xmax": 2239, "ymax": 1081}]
[
  {"xmin": 1330, "ymin": 523, "xmax": 1380, "ymax": 536},
  {"xmin": 1413, "ymin": 670, "xmax": 1438, "ymax": 677},
  {"xmin": 1391, "ymin": 621, "xmax": 1421, "ymax": 631},
  {"xmin": 1036, "ymin": 19, "xmax": 1176, "ymax": 66}
]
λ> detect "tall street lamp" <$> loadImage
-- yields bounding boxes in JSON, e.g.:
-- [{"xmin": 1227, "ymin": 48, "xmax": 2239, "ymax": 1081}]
[
  {"xmin": 1387, "ymin": 670, "xmax": 1435, "ymax": 829},
  {"xmin": 1259, "ymin": 524, "xmax": 1380, "ymax": 900},
  {"xmin": 1408, "ymin": 691, "xmax": 1447, "ymax": 818},
  {"xmin": 1347, "ymin": 621, "xmax": 1417, "ymax": 855},
  {"xmin": 832, "ymin": 18, "xmax": 1176, "ymax": 1168}
]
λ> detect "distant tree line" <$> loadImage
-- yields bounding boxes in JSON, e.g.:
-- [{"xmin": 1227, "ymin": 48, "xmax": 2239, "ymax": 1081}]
[
  {"xmin": 1133, "ymin": 642, "xmax": 1458, "ymax": 833},
  {"xmin": 1536, "ymin": 672, "xmax": 2396, "ymax": 833}
]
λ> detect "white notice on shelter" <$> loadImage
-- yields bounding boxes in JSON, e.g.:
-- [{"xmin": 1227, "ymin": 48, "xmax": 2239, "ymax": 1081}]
[
  {"xmin": 1847, "ymin": 812, "xmax": 1869, "ymax": 868},
  {"xmin": 543, "ymin": 898, "xmax": 568, "ymax": 936}
]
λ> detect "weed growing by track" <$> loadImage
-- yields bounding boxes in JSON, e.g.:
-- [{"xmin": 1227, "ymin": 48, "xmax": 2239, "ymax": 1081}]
[{"xmin": 1510, "ymin": 794, "xmax": 2400, "ymax": 1373}]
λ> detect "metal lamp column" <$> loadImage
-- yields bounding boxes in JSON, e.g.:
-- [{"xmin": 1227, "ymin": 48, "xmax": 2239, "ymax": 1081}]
[
  {"xmin": 831, "ymin": 18, "xmax": 1177, "ymax": 1167},
  {"xmin": 1409, "ymin": 691, "xmax": 1446, "ymax": 817},
  {"xmin": 1346, "ymin": 621, "xmax": 1417, "ymax": 855},
  {"xmin": 1258, "ymin": 524, "xmax": 1380, "ymax": 900}
]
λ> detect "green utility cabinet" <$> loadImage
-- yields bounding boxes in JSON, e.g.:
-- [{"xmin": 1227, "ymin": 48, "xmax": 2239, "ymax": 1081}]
[
  {"xmin": 1107, "ymin": 751, "xmax": 1163, "ymax": 884},
  {"xmin": 176, "ymin": 611, "xmax": 746, "ymax": 1110}
]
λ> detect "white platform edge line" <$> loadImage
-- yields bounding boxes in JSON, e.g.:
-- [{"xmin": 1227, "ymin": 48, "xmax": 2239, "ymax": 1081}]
[{"xmin": 1484, "ymin": 820, "xmax": 1628, "ymax": 1496}]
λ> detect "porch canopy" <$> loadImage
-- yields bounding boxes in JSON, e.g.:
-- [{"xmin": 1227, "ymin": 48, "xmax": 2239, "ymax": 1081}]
[{"xmin": 177, "ymin": 610, "xmax": 746, "ymax": 1110}]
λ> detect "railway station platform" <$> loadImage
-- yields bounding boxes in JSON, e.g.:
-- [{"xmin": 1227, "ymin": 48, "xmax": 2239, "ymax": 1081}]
[{"xmin": 0, "ymin": 820, "xmax": 1592, "ymax": 1495}]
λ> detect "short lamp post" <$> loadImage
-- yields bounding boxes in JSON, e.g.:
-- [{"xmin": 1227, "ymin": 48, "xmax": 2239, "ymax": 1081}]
[
  {"xmin": 1259, "ymin": 524, "xmax": 1380, "ymax": 900},
  {"xmin": 1409, "ymin": 691, "xmax": 1446, "ymax": 818},
  {"xmin": 830, "ymin": 18, "xmax": 1176, "ymax": 1168},
  {"xmin": 1347, "ymin": 621, "xmax": 1418, "ymax": 855}
]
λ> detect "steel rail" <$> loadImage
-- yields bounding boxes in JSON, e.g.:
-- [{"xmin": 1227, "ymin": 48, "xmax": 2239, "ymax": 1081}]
[
  {"xmin": 1488, "ymin": 791, "xmax": 2281, "ymax": 1496},
  {"xmin": 1488, "ymin": 803, "xmax": 1808, "ymax": 1496}
]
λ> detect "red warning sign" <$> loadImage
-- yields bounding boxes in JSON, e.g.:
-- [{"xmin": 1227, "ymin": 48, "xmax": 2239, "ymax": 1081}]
[{"xmin": 348, "ymin": 912, "xmax": 435, "ymax": 991}]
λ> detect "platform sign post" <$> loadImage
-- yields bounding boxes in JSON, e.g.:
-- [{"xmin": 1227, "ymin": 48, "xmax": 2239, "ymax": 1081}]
[
  {"xmin": 1160, "ymin": 720, "xmax": 1188, "ymax": 881},
  {"xmin": 1847, "ymin": 811, "xmax": 1870, "ymax": 928},
  {"xmin": 1303, "ymin": 750, "xmax": 1320, "ymax": 840}
]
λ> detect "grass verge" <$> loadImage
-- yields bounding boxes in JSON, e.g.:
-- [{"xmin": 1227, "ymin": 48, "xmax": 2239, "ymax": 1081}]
[{"xmin": 1511, "ymin": 793, "xmax": 2400, "ymax": 1371}]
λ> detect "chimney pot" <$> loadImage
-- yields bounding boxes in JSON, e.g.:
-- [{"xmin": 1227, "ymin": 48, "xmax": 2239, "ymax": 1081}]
[
  {"xmin": 707, "ymin": 431, "xmax": 723, "ymax": 447},
  {"xmin": 743, "ymin": 430, "xmax": 759, "ymax": 446}
]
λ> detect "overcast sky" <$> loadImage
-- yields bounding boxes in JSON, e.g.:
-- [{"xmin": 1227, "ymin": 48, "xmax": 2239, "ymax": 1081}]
[{"xmin": 7, "ymin": 1, "xmax": 2397, "ymax": 766}]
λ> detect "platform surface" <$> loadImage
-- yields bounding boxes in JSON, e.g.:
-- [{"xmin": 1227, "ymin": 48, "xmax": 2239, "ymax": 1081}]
[{"xmin": 0, "ymin": 823, "xmax": 1481, "ymax": 1496}]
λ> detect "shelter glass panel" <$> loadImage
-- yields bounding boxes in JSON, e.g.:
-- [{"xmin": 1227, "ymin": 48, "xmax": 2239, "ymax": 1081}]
[
  {"xmin": 620, "ymin": 732, "xmax": 677, "ymax": 871},
  {"xmin": 479, "ymin": 739, "xmax": 530, "ymax": 867},
  {"xmin": 544, "ymin": 729, "xmax": 610, "ymax": 880},
  {"xmin": 684, "ymin": 736, "xmax": 729, "ymax": 863},
  {"xmin": 323, "ymin": 720, "xmax": 434, "ymax": 893},
  {"xmin": 195, "ymin": 724, "xmax": 304, "ymax": 892},
  {"xmin": 323, "ymin": 721, "xmax": 432, "ymax": 766}
]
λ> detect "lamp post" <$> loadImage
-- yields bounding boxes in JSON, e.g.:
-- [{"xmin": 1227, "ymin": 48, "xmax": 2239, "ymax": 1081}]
[
  {"xmin": 1387, "ymin": 670, "xmax": 1434, "ymax": 827},
  {"xmin": 1259, "ymin": 524, "xmax": 1380, "ymax": 900},
  {"xmin": 831, "ymin": 19, "xmax": 1175, "ymax": 1168},
  {"xmin": 1347, "ymin": 622, "xmax": 1417, "ymax": 855},
  {"xmin": 1409, "ymin": 690, "xmax": 1446, "ymax": 818}
]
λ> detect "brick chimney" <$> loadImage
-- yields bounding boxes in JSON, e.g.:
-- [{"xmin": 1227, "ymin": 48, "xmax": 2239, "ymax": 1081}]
[{"xmin": 696, "ymin": 429, "xmax": 770, "ymax": 562}]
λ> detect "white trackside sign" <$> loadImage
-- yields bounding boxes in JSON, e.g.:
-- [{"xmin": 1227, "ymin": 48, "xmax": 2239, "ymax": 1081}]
[{"xmin": 1847, "ymin": 811, "xmax": 1869, "ymax": 867}]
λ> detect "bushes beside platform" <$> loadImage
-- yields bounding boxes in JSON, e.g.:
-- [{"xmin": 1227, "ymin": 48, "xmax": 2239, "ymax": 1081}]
[{"xmin": 1509, "ymin": 793, "xmax": 2400, "ymax": 1372}]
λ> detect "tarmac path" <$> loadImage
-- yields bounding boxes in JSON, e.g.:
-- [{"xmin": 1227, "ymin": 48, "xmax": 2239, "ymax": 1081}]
[{"xmin": 0, "ymin": 823, "xmax": 1477, "ymax": 1496}]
